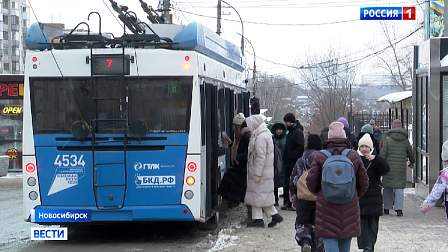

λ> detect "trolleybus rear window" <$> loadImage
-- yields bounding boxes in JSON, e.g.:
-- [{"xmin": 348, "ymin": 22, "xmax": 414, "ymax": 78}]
[{"xmin": 30, "ymin": 77, "xmax": 193, "ymax": 135}]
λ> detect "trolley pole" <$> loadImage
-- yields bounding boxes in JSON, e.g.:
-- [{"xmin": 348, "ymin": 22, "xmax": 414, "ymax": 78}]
[
  {"xmin": 162, "ymin": 0, "xmax": 170, "ymax": 23},
  {"xmin": 217, "ymin": 0, "xmax": 222, "ymax": 35}
]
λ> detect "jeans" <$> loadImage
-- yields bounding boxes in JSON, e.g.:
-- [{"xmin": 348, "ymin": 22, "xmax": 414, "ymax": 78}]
[{"xmin": 323, "ymin": 237, "xmax": 352, "ymax": 252}]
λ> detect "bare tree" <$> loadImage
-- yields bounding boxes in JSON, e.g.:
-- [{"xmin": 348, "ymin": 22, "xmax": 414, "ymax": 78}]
[
  {"xmin": 294, "ymin": 47, "xmax": 357, "ymax": 131},
  {"xmin": 366, "ymin": 21, "xmax": 422, "ymax": 91},
  {"xmin": 255, "ymin": 72, "xmax": 301, "ymax": 122}
]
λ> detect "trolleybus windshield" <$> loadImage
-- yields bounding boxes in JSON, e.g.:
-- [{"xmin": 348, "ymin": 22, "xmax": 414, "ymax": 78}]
[{"xmin": 29, "ymin": 76, "xmax": 193, "ymax": 135}]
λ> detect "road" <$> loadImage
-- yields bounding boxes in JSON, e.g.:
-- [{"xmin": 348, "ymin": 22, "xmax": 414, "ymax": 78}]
[{"xmin": 1, "ymin": 175, "xmax": 448, "ymax": 252}]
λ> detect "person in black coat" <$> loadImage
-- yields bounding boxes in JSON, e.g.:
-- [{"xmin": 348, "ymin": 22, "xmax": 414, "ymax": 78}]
[
  {"xmin": 356, "ymin": 134, "xmax": 390, "ymax": 252},
  {"xmin": 281, "ymin": 113, "xmax": 305, "ymax": 210},
  {"xmin": 216, "ymin": 115, "xmax": 251, "ymax": 210}
]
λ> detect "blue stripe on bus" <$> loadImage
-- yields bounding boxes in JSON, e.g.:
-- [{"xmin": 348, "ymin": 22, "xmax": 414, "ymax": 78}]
[
  {"xmin": 33, "ymin": 205, "xmax": 195, "ymax": 221},
  {"xmin": 33, "ymin": 134, "xmax": 189, "ymax": 146}
]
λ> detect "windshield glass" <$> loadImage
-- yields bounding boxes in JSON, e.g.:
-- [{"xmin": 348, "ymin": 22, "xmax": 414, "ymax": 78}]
[{"xmin": 30, "ymin": 76, "xmax": 193, "ymax": 135}]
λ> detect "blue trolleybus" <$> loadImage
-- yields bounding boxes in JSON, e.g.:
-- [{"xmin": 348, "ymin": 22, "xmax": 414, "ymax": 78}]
[{"xmin": 22, "ymin": 10, "xmax": 250, "ymax": 227}]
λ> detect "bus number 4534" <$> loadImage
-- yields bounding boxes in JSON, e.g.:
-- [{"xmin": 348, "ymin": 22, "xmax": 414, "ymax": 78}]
[{"xmin": 54, "ymin": 154, "xmax": 86, "ymax": 167}]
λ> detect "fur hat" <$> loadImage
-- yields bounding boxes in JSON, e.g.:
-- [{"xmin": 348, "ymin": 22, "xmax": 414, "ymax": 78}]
[
  {"xmin": 307, "ymin": 134, "xmax": 323, "ymax": 151},
  {"xmin": 283, "ymin": 113, "xmax": 296, "ymax": 123},
  {"xmin": 337, "ymin": 117, "xmax": 349, "ymax": 129},
  {"xmin": 328, "ymin": 122, "xmax": 346, "ymax": 139},
  {"xmin": 369, "ymin": 119, "xmax": 375, "ymax": 126},
  {"xmin": 361, "ymin": 124, "xmax": 374, "ymax": 134},
  {"xmin": 358, "ymin": 134, "xmax": 373, "ymax": 151},
  {"xmin": 442, "ymin": 140, "xmax": 448, "ymax": 161},
  {"xmin": 233, "ymin": 113, "xmax": 245, "ymax": 125},
  {"xmin": 392, "ymin": 119, "xmax": 402, "ymax": 128}
]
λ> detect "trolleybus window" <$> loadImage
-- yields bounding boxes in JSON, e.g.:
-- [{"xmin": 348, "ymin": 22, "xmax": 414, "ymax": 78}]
[{"xmin": 30, "ymin": 77, "xmax": 192, "ymax": 134}]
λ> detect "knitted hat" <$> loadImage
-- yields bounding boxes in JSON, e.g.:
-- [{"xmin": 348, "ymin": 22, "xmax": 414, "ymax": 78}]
[
  {"xmin": 328, "ymin": 122, "xmax": 346, "ymax": 139},
  {"xmin": 358, "ymin": 134, "xmax": 373, "ymax": 151},
  {"xmin": 283, "ymin": 113, "xmax": 296, "ymax": 123},
  {"xmin": 392, "ymin": 119, "xmax": 402, "ymax": 128},
  {"xmin": 361, "ymin": 124, "xmax": 374, "ymax": 134},
  {"xmin": 337, "ymin": 117, "xmax": 349, "ymax": 129},
  {"xmin": 369, "ymin": 119, "xmax": 375, "ymax": 125},
  {"xmin": 307, "ymin": 134, "xmax": 322, "ymax": 150},
  {"xmin": 442, "ymin": 140, "xmax": 448, "ymax": 161},
  {"xmin": 233, "ymin": 113, "xmax": 245, "ymax": 125}
]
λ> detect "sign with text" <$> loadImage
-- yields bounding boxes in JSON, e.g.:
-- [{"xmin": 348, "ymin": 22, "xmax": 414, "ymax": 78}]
[
  {"xmin": 31, "ymin": 209, "xmax": 91, "ymax": 222},
  {"xmin": 360, "ymin": 7, "xmax": 416, "ymax": 20},
  {"xmin": 31, "ymin": 227, "xmax": 68, "ymax": 240}
]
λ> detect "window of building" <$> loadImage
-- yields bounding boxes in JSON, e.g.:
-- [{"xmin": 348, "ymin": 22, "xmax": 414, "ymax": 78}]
[
  {"xmin": 11, "ymin": 15, "xmax": 18, "ymax": 25},
  {"xmin": 3, "ymin": 0, "xmax": 9, "ymax": 9},
  {"xmin": 11, "ymin": 32, "xmax": 15, "ymax": 40},
  {"xmin": 22, "ymin": 6, "xmax": 26, "ymax": 12},
  {"xmin": 11, "ymin": 1, "xmax": 15, "ymax": 9},
  {"xmin": 3, "ymin": 46, "xmax": 8, "ymax": 55},
  {"xmin": 3, "ymin": 31, "xmax": 8, "ymax": 40},
  {"xmin": 22, "ymin": 20, "xmax": 26, "ymax": 27},
  {"xmin": 4, "ymin": 62, "xmax": 9, "ymax": 71},
  {"xmin": 3, "ymin": 15, "xmax": 8, "ymax": 25}
]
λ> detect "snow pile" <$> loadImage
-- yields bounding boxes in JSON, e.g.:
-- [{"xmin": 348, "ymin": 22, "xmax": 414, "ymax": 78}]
[
  {"xmin": 208, "ymin": 228, "xmax": 238, "ymax": 252},
  {"xmin": 0, "ymin": 172, "xmax": 22, "ymax": 179}
]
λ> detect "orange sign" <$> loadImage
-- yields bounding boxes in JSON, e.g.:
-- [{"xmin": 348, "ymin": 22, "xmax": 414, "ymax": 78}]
[
  {"xmin": 5, "ymin": 148, "xmax": 18, "ymax": 159},
  {"xmin": 1, "ymin": 105, "xmax": 22, "ymax": 116}
]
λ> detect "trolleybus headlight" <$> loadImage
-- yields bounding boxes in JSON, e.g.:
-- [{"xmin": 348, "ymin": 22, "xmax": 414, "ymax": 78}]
[
  {"xmin": 187, "ymin": 162, "xmax": 197, "ymax": 172},
  {"xmin": 184, "ymin": 190, "xmax": 194, "ymax": 199},
  {"xmin": 27, "ymin": 177, "xmax": 36, "ymax": 186},
  {"xmin": 26, "ymin": 163, "xmax": 36, "ymax": 173},
  {"xmin": 186, "ymin": 176, "xmax": 195, "ymax": 186},
  {"xmin": 29, "ymin": 191, "xmax": 38, "ymax": 200},
  {"xmin": 184, "ymin": 63, "xmax": 190, "ymax": 69}
]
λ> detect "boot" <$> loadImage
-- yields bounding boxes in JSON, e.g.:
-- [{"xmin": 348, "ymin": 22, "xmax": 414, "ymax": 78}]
[
  {"xmin": 383, "ymin": 209, "xmax": 389, "ymax": 215},
  {"xmin": 247, "ymin": 219, "xmax": 265, "ymax": 228},
  {"xmin": 240, "ymin": 207, "xmax": 253, "ymax": 225},
  {"xmin": 301, "ymin": 239, "xmax": 311, "ymax": 252},
  {"xmin": 267, "ymin": 213, "xmax": 284, "ymax": 228},
  {"xmin": 396, "ymin": 210, "xmax": 403, "ymax": 216},
  {"xmin": 214, "ymin": 199, "xmax": 228, "ymax": 212}
]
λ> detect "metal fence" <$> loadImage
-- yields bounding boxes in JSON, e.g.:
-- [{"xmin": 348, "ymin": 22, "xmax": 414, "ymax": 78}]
[{"xmin": 352, "ymin": 110, "xmax": 412, "ymax": 137}]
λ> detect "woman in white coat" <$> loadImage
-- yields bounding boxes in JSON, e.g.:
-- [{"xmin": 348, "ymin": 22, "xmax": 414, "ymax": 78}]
[{"xmin": 244, "ymin": 114, "xmax": 284, "ymax": 228}]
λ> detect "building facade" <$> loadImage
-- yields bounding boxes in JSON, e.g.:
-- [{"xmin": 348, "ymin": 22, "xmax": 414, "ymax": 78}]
[{"xmin": 1, "ymin": 0, "xmax": 29, "ymax": 74}]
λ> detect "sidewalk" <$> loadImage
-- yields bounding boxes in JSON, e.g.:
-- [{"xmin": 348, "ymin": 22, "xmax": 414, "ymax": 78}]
[{"xmin": 349, "ymin": 188, "xmax": 448, "ymax": 251}]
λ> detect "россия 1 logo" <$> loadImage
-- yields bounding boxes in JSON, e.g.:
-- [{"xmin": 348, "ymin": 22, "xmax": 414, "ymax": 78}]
[{"xmin": 360, "ymin": 7, "xmax": 416, "ymax": 20}]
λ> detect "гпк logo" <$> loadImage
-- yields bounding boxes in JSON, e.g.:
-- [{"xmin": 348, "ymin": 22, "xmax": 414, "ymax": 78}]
[{"xmin": 134, "ymin": 162, "xmax": 143, "ymax": 171}]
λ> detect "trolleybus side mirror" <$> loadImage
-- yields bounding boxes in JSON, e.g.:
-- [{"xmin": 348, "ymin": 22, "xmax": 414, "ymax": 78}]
[
  {"xmin": 130, "ymin": 120, "xmax": 148, "ymax": 141},
  {"xmin": 71, "ymin": 121, "xmax": 90, "ymax": 141}
]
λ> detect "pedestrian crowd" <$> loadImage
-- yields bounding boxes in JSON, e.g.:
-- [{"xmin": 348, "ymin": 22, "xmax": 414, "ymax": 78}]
[{"xmin": 215, "ymin": 111, "xmax": 448, "ymax": 252}]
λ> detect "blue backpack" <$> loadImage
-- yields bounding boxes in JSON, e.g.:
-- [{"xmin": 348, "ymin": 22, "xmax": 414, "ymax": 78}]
[{"xmin": 320, "ymin": 148, "xmax": 356, "ymax": 204}]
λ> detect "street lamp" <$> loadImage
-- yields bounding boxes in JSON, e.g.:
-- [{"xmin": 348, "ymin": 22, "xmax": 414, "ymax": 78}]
[
  {"xmin": 237, "ymin": 33, "xmax": 255, "ymax": 93},
  {"xmin": 217, "ymin": 0, "xmax": 244, "ymax": 56}
]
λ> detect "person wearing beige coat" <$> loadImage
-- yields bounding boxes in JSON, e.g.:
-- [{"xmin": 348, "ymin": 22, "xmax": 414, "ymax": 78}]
[{"xmin": 244, "ymin": 115, "xmax": 283, "ymax": 228}]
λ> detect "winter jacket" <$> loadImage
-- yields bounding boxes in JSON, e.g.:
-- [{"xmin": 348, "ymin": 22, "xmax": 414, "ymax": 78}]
[
  {"xmin": 345, "ymin": 127, "xmax": 358, "ymax": 150},
  {"xmin": 289, "ymin": 149, "xmax": 318, "ymax": 224},
  {"xmin": 373, "ymin": 128, "xmax": 383, "ymax": 145},
  {"xmin": 271, "ymin": 120, "xmax": 287, "ymax": 153},
  {"xmin": 217, "ymin": 130, "xmax": 251, "ymax": 203},
  {"xmin": 358, "ymin": 154, "xmax": 390, "ymax": 216},
  {"xmin": 282, "ymin": 121, "xmax": 305, "ymax": 169},
  {"xmin": 421, "ymin": 163, "xmax": 448, "ymax": 226},
  {"xmin": 380, "ymin": 128, "xmax": 415, "ymax": 189},
  {"xmin": 357, "ymin": 132, "xmax": 381, "ymax": 155},
  {"xmin": 306, "ymin": 138, "xmax": 369, "ymax": 239},
  {"xmin": 244, "ymin": 115, "xmax": 275, "ymax": 208}
]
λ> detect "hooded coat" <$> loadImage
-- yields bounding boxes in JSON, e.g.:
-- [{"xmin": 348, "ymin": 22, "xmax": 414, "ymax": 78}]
[
  {"xmin": 244, "ymin": 115, "xmax": 275, "ymax": 207},
  {"xmin": 306, "ymin": 138, "xmax": 369, "ymax": 238},
  {"xmin": 271, "ymin": 120, "xmax": 287, "ymax": 153},
  {"xmin": 380, "ymin": 128, "xmax": 415, "ymax": 188},
  {"xmin": 283, "ymin": 121, "xmax": 305, "ymax": 169},
  {"xmin": 357, "ymin": 132, "xmax": 381, "ymax": 155}
]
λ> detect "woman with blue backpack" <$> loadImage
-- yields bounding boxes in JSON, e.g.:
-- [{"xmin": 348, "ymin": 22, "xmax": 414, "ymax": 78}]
[{"xmin": 306, "ymin": 122, "xmax": 369, "ymax": 252}]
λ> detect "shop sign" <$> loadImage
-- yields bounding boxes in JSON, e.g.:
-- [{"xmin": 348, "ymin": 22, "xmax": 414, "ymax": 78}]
[
  {"xmin": 0, "ymin": 83, "xmax": 23, "ymax": 98},
  {"xmin": 1, "ymin": 105, "xmax": 22, "ymax": 116},
  {"xmin": 2, "ymin": 127, "xmax": 8, "ymax": 135},
  {"xmin": 6, "ymin": 148, "xmax": 18, "ymax": 159}
]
